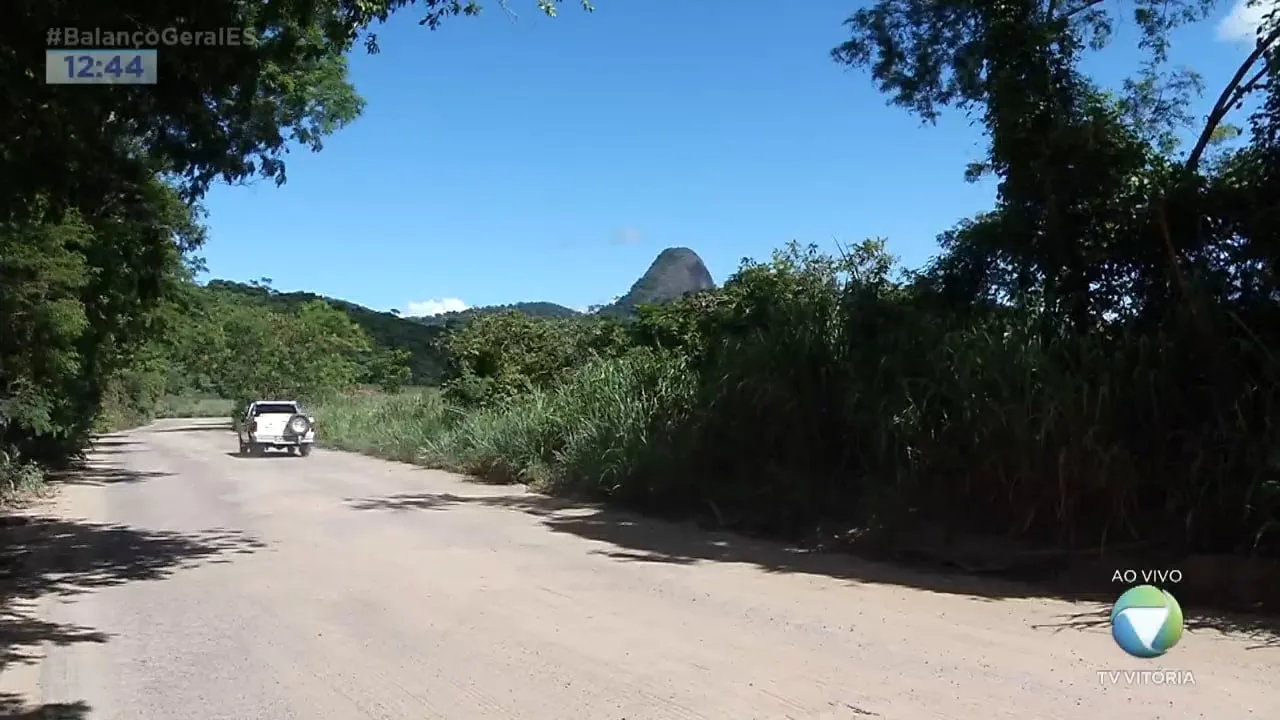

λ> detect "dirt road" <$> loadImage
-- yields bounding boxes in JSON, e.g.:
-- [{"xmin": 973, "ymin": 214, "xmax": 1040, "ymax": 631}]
[{"xmin": 1, "ymin": 418, "xmax": 1274, "ymax": 719}]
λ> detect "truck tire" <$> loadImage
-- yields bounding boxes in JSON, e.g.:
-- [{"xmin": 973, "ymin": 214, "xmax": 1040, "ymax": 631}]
[
  {"xmin": 298, "ymin": 444, "xmax": 312, "ymax": 457},
  {"xmin": 285, "ymin": 414, "xmax": 312, "ymax": 436}
]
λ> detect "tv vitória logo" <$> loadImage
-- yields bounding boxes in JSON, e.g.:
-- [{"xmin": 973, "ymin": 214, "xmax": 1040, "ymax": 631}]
[{"xmin": 1110, "ymin": 584, "xmax": 1184, "ymax": 658}]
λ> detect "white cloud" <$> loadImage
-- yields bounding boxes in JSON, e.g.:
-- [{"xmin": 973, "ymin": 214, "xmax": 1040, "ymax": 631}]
[
  {"xmin": 614, "ymin": 226, "xmax": 642, "ymax": 245},
  {"xmin": 405, "ymin": 298, "xmax": 468, "ymax": 316},
  {"xmin": 1217, "ymin": 0, "xmax": 1272, "ymax": 43}
]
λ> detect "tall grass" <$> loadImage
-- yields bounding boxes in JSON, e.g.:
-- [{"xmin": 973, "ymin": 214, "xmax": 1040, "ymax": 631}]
[
  {"xmin": 419, "ymin": 349, "xmax": 693, "ymax": 494},
  {"xmin": 643, "ymin": 272, "xmax": 1280, "ymax": 550},
  {"xmin": 309, "ymin": 387, "xmax": 457, "ymax": 463}
]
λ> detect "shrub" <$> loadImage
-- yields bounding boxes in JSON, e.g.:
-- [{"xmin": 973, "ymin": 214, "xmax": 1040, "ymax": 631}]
[{"xmin": 0, "ymin": 450, "xmax": 45, "ymax": 503}]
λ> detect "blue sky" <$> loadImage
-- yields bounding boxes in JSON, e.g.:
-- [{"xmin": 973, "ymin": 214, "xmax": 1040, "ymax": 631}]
[{"xmin": 199, "ymin": 0, "xmax": 1268, "ymax": 316}]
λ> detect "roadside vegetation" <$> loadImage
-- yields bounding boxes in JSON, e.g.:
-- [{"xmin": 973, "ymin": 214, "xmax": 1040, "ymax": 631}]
[
  {"xmin": 320, "ymin": 230, "xmax": 1280, "ymax": 570},
  {"xmin": 317, "ymin": 0, "xmax": 1280, "ymax": 586},
  {"xmin": 3, "ymin": 0, "xmax": 1279, "ymax": 610}
]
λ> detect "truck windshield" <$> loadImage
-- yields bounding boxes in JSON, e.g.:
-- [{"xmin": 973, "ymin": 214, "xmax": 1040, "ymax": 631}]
[{"xmin": 253, "ymin": 403, "xmax": 298, "ymax": 416}]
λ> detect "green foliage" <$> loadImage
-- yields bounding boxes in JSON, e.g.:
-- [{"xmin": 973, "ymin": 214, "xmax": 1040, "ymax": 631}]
[
  {"xmin": 442, "ymin": 312, "xmax": 590, "ymax": 405},
  {"xmin": 94, "ymin": 349, "xmax": 171, "ymax": 432},
  {"xmin": 162, "ymin": 288, "xmax": 403, "ymax": 411},
  {"xmin": 0, "ymin": 179, "xmax": 201, "ymax": 466},
  {"xmin": 439, "ymin": 310, "xmax": 634, "ymax": 406},
  {"xmin": 367, "ymin": 348, "xmax": 414, "ymax": 393},
  {"xmin": 0, "ymin": 451, "xmax": 45, "ymax": 505},
  {"xmin": 1, "ymin": 0, "xmax": 367, "ymax": 223},
  {"xmin": 0, "ymin": 213, "xmax": 92, "ymax": 446}
]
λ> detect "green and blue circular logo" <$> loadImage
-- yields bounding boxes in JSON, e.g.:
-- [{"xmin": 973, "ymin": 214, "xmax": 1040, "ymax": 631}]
[{"xmin": 1110, "ymin": 584, "xmax": 1184, "ymax": 658}]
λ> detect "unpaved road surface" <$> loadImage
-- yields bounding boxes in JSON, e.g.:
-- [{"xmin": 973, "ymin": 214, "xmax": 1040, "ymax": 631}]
[{"xmin": 1, "ymin": 418, "xmax": 1275, "ymax": 719}]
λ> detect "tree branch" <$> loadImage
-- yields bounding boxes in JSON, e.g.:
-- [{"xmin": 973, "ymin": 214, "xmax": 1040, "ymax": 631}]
[
  {"xmin": 1055, "ymin": 0, "xmax": 1108, "ymax": 22},
  {"xmin": 1186, "ymin": 24, "xmax": 1280, "ymax": 175}
]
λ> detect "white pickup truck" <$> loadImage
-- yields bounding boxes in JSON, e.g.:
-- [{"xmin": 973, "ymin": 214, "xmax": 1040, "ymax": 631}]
[{"xmin": 237, "ymin": 400, "xmax": 316, "ymax": 457}]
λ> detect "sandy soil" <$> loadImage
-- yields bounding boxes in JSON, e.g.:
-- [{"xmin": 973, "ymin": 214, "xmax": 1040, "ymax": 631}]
[{"xmin": 1, "ymin": 417, "xmax": 1275, "ymax": 719}]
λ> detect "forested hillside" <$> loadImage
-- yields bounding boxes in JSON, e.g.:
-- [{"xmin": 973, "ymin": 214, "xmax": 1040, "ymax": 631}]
[
  {"xmin": 204, "ymin": 280, "xmax": 587, "ymax": 384},
  {"xmin": 413, "ymin": 301, "xmax": 581, "ymax": 326},
  {"xmin": 207, "ymin": 279, "xmax": 451, "ymax": 384}
]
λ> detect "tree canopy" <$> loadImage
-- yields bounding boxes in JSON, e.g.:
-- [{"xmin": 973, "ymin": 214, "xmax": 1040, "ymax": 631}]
[
  {"xmin": 834, "ymin": 0, "xmax": 1280, "ymax": 334},
  {"xmin": 0, "ymin": 0, "xmax": 591, "ymax": 469}
]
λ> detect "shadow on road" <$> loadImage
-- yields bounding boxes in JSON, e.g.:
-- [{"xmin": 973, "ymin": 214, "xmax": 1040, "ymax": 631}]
[
  {"xmin": 85, "ymin": 448, "xmax": 140, "ymax": 457},
  {"xmin": 0, "ymin": 514, "xmax": 266, "ymax": 671},
  {"xmin": 50, "ymin": 464, "xmax": 173, "ymax": 487},
  {"xmin": 0, "ymin": 515, "xmax": 264, "ymax": 602},
  {"xmin": 223, "ymin": 452, "xmax": 298, "ymax": 460},
  {"xmin": 1, "ymin": 473, "xmax": 267, "ymax": 712},
  {"xmin": 0, "ymin": 610, "xmax": 110, "ymax": 673},
  {"xmin": 0, "ymin": 692, "xmax": 90, "ymax": 719},
  {"xmin": 89, "ymin": 439, "xmax": 139, "ymax": 451},
  {"xmin": 1031, "ymin": 605, "xmax": 1280, "ymax": 650},
  {"xmin": 152, "ymin": 423, "xmax": 232, "ymax": 433},
  {"xmin": 345, "ymin": 490, "xmax": 1280, "ymax": 648}
]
